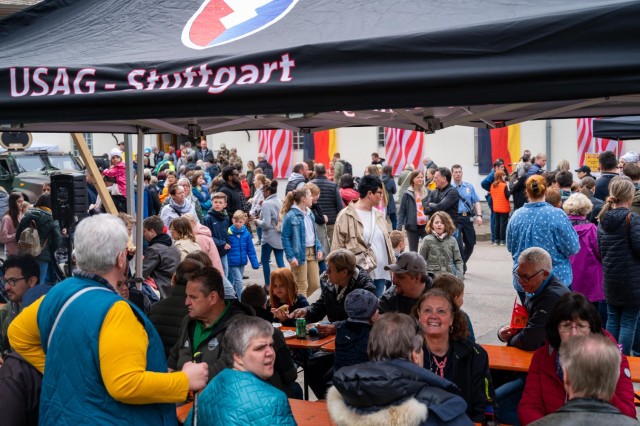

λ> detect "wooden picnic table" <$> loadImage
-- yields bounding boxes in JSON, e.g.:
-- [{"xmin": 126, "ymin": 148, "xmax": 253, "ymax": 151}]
[
  {"xmin": 282, "ymin": 326, "xmax": 336, "ymax": 400},
  {"xmin": 176, "ymin": 399, "xmax": 334, "ymax": 425}
]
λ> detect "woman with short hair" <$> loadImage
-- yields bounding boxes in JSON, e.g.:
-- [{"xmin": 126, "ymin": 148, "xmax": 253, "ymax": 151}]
[
  {"xmin": 186, "ymin": 316, "xmax": 296, "ymax": 426},
  {"xmin": 518, "ymin": 293, "xmax": 635, "ymax": 425},
  {"xmin": 327, "ymin": 312, "xmax": 470, "ymax": 426}
]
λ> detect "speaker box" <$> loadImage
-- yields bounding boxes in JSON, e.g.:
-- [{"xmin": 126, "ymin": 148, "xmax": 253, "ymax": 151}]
[{"xmin": 50, "ymin": 172, "xmax": 88, "ymax": 225}]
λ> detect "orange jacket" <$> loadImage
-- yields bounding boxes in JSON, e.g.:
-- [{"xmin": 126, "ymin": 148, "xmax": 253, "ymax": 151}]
[{"xmin": 490, "ymin": 181, "xmax": 511, "ymax": 213}]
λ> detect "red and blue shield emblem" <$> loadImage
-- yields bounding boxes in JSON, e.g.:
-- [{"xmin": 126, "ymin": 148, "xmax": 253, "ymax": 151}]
[{"xmin": 182, "ymin": 0, "xmax": 298, "ymax": 49}]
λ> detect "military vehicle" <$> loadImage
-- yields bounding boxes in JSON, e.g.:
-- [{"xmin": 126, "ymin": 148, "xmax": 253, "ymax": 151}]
[{"xmin": 0, "ymin": 150, "xmax": 84, "ymax": 202}]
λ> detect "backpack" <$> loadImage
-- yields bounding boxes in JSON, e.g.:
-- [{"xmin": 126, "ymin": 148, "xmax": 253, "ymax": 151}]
[
  {"xmin": 18, "ymin": 220, "xmax": 46, "ymax": 257},
  {"xmin": 341, "ymin": 160, "xmax": 353, "ymax": 175}
]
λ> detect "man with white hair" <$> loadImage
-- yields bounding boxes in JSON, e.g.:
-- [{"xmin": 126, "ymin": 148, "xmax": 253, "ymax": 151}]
[
  {"xmin": 256, "ymin": 152, "xmax": 274, "ymax": 180},
  {"xmin": 530, "ymin": 334, "xmax": 638, "ymax": 425},
  {"xmin": 498, "ymin": 247, "xmax": 570, "ymax": 351},
  {"xmin": 8, "ymin": 214, "xmax": 208, "ymax": 423}
]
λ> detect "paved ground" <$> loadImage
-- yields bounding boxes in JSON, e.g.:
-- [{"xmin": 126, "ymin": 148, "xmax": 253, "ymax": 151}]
[{"xmin": 243, "ymin": 221, "xmax": 514, "ymax": 345}]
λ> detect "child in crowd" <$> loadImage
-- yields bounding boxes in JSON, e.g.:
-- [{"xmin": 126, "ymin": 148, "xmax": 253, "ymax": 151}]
[
  {"xmin": 241, "ymin": 284, "xmax": 272, "ymax": 321},
  {"xmin": 389, "ymin": 230, "xmax": 406, "ymax": 260},
  {"xmin": 419, "ymin": 211, "xmax": 464, "ymax": 279},
  {"xmin": 545, "ymin": 187, "xmax": 562, "ymax": 208},
  {"xmin": 202, "ymin": 192, "xmax": 231, "ymax": 278},
  {"xmin": 334, "ymin": 288, "xmax": 379, "ymax": 373},
  {"xmin": 489, "ymin": 169, "xmax": 511, "ymax": 245},
  {"xmin": 169, "ymin": 217, "xmax": 200, "ymax": 261},
  {"xmin": 268, "ymin": 268, "xmax": 309, "ymax": 327},
  {"xmin": 239, "ymin": 172, "xmax": 251, "ymax": 198},
  {"xmin": 431, "ymin": 273, "xmax": 475, "ymax": 342},
  {"xmin": 227, "ymin": 210, "xmax": 259, "ymax": 298}
]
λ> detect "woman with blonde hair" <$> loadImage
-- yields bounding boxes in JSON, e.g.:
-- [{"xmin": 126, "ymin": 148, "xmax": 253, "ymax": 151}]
[
  {"xmin": 506, "ymin": 174, "xmax": 580, "ymax": 303},
  {"xmin": 562, "ymin": 193, "xmax": 606, "ymax": 322},
  {"xmin": 169, "ymin": 217, "xmax": 200, "ymax": 260},
  {"xmin": 597, "ymin": 176, "xmax": 640, "ymax": 355},
  {"xmin": 280, "ymin": 187, "xmax": 323, "ymax": 297}
]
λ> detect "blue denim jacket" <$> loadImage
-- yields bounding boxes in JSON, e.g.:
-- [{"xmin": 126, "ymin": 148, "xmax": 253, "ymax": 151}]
[{"xmin": 281, "ymin": 207, "xmax": 322, "ymax": 264}]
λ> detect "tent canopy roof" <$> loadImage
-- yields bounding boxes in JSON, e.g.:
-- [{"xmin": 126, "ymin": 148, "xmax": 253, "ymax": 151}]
[
  {"xmin": 2, "ymin": 0, "xmax": 640, "ymax": 133},
  {"xmin": 593, "ymin": 116, "xmax": 640, "ymax": 140}
]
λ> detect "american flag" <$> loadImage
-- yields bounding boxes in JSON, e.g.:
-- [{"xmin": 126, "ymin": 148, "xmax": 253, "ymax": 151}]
[
  {"xmin": 258, "ymin": 129, "xmax": 292, "ymax": 179},
  {"xmin": 577, "ymin": 118, "xmax": 623, "ymax": 166},
  {"xmin": 385, "ymin": 128, "xmax": 424, "ymax": 175}
]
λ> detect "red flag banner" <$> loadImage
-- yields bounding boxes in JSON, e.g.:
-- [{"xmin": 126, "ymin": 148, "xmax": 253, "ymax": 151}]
[
  {"xmin": 577, "ymin": 118, "xmax": 623, "ymax": 167},
  {"xmin": 385, "ymin": 128, "xmax": 424, "ymax": 176},
  {"xmin": 258, "ymin": 129, "xmax": 293, "ymax": 178}
]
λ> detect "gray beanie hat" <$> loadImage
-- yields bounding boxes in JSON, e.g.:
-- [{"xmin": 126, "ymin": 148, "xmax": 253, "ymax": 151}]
[{"xmin": 345, "ymin": 289, "xmax": 379, "ymax": 324}]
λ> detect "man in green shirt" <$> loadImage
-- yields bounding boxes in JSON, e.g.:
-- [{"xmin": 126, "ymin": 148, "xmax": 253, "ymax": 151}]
[{"xmin": 167, "ymin": 266, "xmax": 253, "ymax": 381}]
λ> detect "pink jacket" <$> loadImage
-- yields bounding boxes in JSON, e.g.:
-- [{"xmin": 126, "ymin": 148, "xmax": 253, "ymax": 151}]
[
  {"xmin": 567, "ymin": 215, "xmax": 604, "ymax": 302},
  {"xmin": 193, "ymin": 223, "xmax": 224, "ymax": 275},
  {"xmin": 102, "ymin": 162, "xmax": 127, "ymax": 196},
  {"xmin": 0, "ymin": 214, "xmax": 21, "ymax": 256}
]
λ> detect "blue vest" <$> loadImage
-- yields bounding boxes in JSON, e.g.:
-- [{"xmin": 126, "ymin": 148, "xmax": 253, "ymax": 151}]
[{"xmin": 37, "ymin": 276, "xmax": 177, "ymax": 425}]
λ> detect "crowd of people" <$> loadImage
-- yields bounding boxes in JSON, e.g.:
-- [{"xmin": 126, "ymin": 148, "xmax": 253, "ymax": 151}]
[{"xmin": 0, "ymin": 141, "xmax": 639, "ymax": 426}]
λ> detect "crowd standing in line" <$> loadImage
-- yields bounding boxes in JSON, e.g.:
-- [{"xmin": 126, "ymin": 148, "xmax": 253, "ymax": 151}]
[{"xmin": 1, "ymin": 141, "xmax": 640, "ymax": 425}]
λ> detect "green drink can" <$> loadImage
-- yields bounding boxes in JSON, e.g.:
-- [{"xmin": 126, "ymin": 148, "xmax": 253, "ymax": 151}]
[{"xmin": 296, "ymin": 318, "xmax": 307, "ymax": 339}]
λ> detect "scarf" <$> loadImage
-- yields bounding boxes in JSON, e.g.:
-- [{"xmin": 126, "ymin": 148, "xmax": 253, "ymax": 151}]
[{"xmin": 169, "ymin": 196, "xmax": 192, "ymax": 215}]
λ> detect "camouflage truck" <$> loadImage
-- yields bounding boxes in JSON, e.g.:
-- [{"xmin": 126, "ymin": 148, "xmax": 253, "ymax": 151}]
[{"xmin": 0, "ymin": 150, "xmax": 84, "ymax": 202}]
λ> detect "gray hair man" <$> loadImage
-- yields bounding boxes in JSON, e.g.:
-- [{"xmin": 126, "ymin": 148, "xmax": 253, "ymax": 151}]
[
  {"xmin": 8, "ymin": 214, "xmax": 208, "ymax": 423},
  {"xmin": 379, "ymin": 252, "xmax": 434, "ymax": 315},
  {"xmin": 499, "ymin": 247, "xmax": 570, "ymax": 351},
  {"xmin": 530, "ymin": 334, "xmax": 637, "ymax": 425}
]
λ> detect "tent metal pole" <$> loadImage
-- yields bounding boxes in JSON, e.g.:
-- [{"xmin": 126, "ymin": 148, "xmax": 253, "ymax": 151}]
[
  {"xmin": 135, "ymin": 127, "xmax": 144, "ymax": 289},
  {"xmin": 125, "ymin": 134, "xmax": 135, "ymax": 215}
]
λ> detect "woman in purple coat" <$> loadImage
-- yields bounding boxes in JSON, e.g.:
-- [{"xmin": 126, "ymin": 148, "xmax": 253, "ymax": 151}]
[{"xmin": 563, "ymin": 192, "xmax": 606, "ymax": 324}]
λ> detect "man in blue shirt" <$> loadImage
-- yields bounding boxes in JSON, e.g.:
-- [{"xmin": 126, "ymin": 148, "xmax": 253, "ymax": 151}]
[{"xmin": 452, "ymin": 165, "xmax": 483, "ymax": 274}]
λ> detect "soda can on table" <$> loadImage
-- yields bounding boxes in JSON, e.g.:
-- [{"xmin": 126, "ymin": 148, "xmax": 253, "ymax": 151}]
[{"xmin": 296, "ymin": 318, "xmax": 307, "ymax": 339}]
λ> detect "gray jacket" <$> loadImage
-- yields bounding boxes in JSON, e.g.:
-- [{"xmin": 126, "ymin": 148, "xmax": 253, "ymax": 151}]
[
  {"xmin": 529, "ymin": 398, "xmax": 639, "ymax": 426},
  {"xmin": 256, "ymin": 194, "xmax": 283, "ymax": 249}
]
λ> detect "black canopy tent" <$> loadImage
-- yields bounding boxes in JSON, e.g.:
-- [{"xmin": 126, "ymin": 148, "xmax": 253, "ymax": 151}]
[
  {"xmin": 2, "ymin": 0, "xmax": 640, "ymax": 133},
  {"xmin": 593, "ymin": 116, "xmax": 640, "ymax": 140},
  {"xmin": 3, "ymin": 0, "xmax": 640, "ymax": 281}
]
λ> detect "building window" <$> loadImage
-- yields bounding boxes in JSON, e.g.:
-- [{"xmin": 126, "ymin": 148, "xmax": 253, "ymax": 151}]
[
  {"xmin": 72, "ymin": 133, "xmax": 93, "ymax": 156},
  {"xmin": 377, "ymin": 127, "xmax": 385, "ymax": 148},
  {"xmin": 292, "ymin": 132, "xmax": 304, "ymax": 150}
]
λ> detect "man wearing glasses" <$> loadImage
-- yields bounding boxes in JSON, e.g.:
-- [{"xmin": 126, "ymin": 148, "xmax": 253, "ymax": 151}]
[
  {"xmin": 0, "ymin": 254, "xmax": 42, "ymax": 359},
  {"xmin": 498, "ymin": 247, "xmax": 570, "ymax": 351}
]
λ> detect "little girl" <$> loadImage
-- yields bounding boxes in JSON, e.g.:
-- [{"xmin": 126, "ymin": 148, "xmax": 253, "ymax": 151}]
[
  {"xmin": 489, "ymin": 169, "xmax": 511, "ymax": 245},
  {"xmin": 419, "ymin": 211, "xmax": 464, "ymax": 279},
  {"xmin": 227, "ymin": 210, "xmax": 260, "ymax": 298},
  {"xmin": 268, "ymin": 268, "xmax": 309, "ymax": 326},
  {"xmin": 169, "ymin": 217, "xmax": 200, "ymax": 261}
]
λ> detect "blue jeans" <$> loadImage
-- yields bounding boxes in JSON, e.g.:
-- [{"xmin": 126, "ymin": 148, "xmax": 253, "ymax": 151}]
[
  {"xmin": 230, "ymin": 265, "xmax": 245, "ymax": 299},
  {"xmin": 495, "ymin": 375, "xmax": 525, "ymax": 426},
  {"xmin": 256, "ymin": 226, "xmax": 263, "ymax": 243},
  {"xmin": 388, "ymin": 212, "xmax": 397, "ymax": 231},
  {"xmin": 318, "ymin": 260, "xmax": 327, "ymax": 274},
  {"xmin": 221, "ymin": 254, "xmax": 230, "ymax": 281},
  {"xmin": 38, "ymin": 261, "xmax": 50, "ymax": 285},
  {"xmin": 606, "ymin": 304, "xmax": 639, "ymax": 356},
  {"xmin": 490, "ymin": 210, "xmax": 496, "ymax": 242},
  {"xmin": 373, "ymin": 279, "xmax": 391, "ymax": 297},
  {"xmin": 261, "ymin": 243, "xmax": 284, "ymax": 287}
]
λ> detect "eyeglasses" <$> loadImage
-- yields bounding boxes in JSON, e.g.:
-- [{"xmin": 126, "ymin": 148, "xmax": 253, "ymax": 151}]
[
  {"xmin": 2, "ymin": 277, "xmax": 27, "ymax": 287},
  {"xmin": 558, "ymin": 321, "xmax": 590, "ymax": 333},
  {"xmin": 513, "ymin": 269, "xmax": 545, "ymax": 283}
]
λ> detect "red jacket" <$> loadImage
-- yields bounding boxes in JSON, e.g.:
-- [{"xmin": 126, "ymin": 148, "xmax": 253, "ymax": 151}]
[
  {"xmin": 518, "ymin": 331, "xmax": 636, "ymax": 425},
  {"xmin": 240, "ymin": 180, "xmax": 250, "ymax": 198}
]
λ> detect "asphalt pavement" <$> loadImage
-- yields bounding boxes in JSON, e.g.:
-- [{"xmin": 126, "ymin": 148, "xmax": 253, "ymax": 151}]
[{"xmin": 243, "ymin": 220, "xmax": 515, "ymax": 345}]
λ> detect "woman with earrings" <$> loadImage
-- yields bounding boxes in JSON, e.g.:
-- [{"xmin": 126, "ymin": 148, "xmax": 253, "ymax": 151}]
[{"xmin": 412, "ymin": 289, "xmax": 494, "ymax": 422}]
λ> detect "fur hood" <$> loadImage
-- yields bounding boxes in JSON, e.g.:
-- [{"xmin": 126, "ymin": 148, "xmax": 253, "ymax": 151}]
[{"xmin": 327, "ymin": 386, "xmax": 428, "ymax": 426}]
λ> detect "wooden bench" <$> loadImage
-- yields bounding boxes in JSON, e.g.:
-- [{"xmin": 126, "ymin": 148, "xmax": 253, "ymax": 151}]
[{"xmin": 176, "ymin": 399, "xmax": 334, "ymax": 425}]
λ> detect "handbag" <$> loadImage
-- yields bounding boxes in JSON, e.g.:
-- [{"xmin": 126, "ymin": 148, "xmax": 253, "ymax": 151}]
[
  {"xmin": 510, "ymin": 297, "xmax": 529, "ymax": 329},
  {"xmin": 355, "ymin": 210, "xmax": 377, "ymax": 272}
]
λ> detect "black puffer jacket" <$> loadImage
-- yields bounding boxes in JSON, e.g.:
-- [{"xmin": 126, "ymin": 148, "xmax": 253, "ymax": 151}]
[
  {"xmin": 311, "ymin": 175, "xmax": 343, "ymax": 225},
  {"xmin": 329, "ymin": 359, "xmax": 472, "ymax": 426},
  {"xmin": 148, "ymin": 285, "xmax": 188, "ymax": 356},
  {"xmin": 306, "ymin": 266, "xmax": 376, "ymax": 323},
  {"xmin": 597, "ymin": 208, "xmax": 640, "ymax": 307}
]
